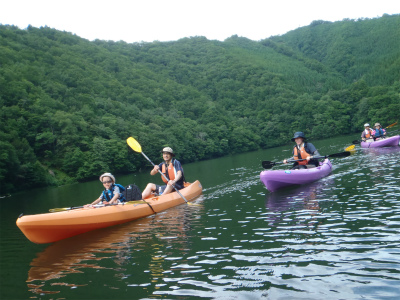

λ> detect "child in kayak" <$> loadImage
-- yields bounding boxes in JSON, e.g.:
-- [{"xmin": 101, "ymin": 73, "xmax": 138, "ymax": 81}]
[
  {"xmin": 283, "ymin": 132, "xmax": 321, "ymax": 169},
  {"xmin": 142, "ymin": 147, "xmax": 185, "ymax": 199},
  {"xmin": 84, "ymin": 173, "xmax": 126, "ymax": 207},
  {"xmin": 361, "ymin": 123, "xmax": 373, "ymax": 141},
  {"xmin": 372, "ymin": 123, "xmax": 386, "ymax": 140}
]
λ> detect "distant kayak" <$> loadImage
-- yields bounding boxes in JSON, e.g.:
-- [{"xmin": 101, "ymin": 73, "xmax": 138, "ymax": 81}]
[
  {"xmin": 17, "ymin": 181, "xmax": 202, "ymax": 244},
  {"xmin": 361, "ymin": 135, "xmax": 400, "ymax": 148},
  {"xmin": 260, "ymin": 159, "xmax": 332, "ymax": 192}
]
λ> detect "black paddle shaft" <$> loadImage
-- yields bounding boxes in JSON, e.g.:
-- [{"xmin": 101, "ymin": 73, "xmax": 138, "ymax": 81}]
[{"xmin": 261, "ymin": 151, "xmax": 351, "ymax": 169}]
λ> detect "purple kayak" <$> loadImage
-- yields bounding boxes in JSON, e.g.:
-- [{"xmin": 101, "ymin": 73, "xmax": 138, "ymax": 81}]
[
  {"xmin": 260, "ymin": 159, "xmax": 332, "ymax": 192},
  {"xmin": 361, "ymin": 135, "xmax": 400, "ymax": 148}
]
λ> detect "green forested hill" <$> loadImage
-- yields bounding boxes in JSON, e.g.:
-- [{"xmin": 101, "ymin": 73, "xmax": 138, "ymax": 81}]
[
  {"xmin": 1, "ymin": 15, "xmax": 399, "ymax": 194},
  {"xmin": 269, "ymin": 14, "xmax": 400, "ymax": 86}
]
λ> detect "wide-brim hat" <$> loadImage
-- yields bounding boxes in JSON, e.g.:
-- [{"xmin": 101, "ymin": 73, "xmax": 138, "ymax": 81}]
[
  {"xmin": 374, "ymin": 123, "xmax": 381, "ymax": 127},
  {"xmin": 162, "ymin": 147, "xmax": 175, "ymax": 156},
  {"xmin": 291, "ymin": 131, "xmax": 306, "ymax": 141},
  {"xmin": 99, "ymin": 172, "xmax": 115, "ymax": 182},
  {"xmin": 364, "ymin": 123, "xmax": 370, "ymax": 127}
]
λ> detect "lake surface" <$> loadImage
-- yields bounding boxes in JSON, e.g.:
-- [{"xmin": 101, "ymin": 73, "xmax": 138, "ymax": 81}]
[{"xmin": 1, "ymin": 135, "xmax": 400, "ymax": 300}]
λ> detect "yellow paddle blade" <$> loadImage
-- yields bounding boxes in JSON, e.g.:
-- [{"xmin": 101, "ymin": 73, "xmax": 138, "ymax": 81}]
[
  {"xmin": 49, "ymin": 206, "xmax": 85, "ymax": 212},
  {"xmin": 49, "ymin": 208, "xmax": 68, "ymax": 212},
  {"xmin": 345, "ymin": 145, "xmax": 355, "ymax": 151},
  {"xmin": 127, "ymin": 137, "xmax": 142, "ymax": 153},
  {"xmin": 126, "ymin": 200, "xmax": 146, "ymax": 204},
  {"xmin": 187, "ymin": 202, "xmax": 201, "ymax": 206}
]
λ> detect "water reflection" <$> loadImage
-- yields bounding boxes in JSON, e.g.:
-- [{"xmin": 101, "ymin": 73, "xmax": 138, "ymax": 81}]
[
  {"xmin": 27, "ymin": 202, "xmax": 204, "ymax": 297},
  {"xmin": 264, "ymin": 179, "xmax": 334, "ymax": 230},
  {"xmin": 265, "ymin": 180, "xmax": 327, "ymax": 211},
  {"xmin": 361, "ymin": 145, "xmax": 399, "ymax": 156}
]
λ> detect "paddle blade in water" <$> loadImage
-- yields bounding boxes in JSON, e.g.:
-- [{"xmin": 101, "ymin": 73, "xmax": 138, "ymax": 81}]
[
  {"xmin": 345, "ymin": 145, "xmax": 355, "ymax": 151},
  {"xmin": 127, "ymin": 137, "xmax": 142, "ymax": 153},
  {"xmin": 261, "ymin": 161, "xmax": 276, "ymax": 169}
]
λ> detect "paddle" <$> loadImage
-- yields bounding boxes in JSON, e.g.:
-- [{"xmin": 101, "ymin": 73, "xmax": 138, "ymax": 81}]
[
  {"xmin": 261, "ymin": 150, "xmax": 352, "ymax": 169},
  {"xmin": 49, "ymin": 200, "xmax": 147, "ymax": 212},
  {"xmin": 49, "ymin": 205, "xmax": 87, "ymax": 212},
  {"xmin": 345, "ymin": 145, "xmax": 355, "ymax": 151},
  {"xmin": 385, "ymin": 121, "xmax": 398, "ymax": 129},
  {"xmin": 127, "ymin": 137, "xmax": 191, "ymax": 204}
]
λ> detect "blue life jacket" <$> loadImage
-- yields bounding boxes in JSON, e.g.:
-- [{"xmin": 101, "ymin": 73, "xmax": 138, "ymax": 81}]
[
  {"xmin": 102, "ymin": 184, "xmax": 126, "ymax": 202},
  {"xmin": 374, "ymin": 128, "xmax": 384, "ymax": 138}
]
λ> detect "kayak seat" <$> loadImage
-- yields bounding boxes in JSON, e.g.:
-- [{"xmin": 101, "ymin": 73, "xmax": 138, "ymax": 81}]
[{"xmin": 124, "ymin": 184, "xmax": 142, "ymax": 201}]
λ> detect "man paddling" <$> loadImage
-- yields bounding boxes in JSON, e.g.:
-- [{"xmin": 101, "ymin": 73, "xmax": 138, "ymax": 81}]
[
  {"xmin": 141, "ymin": 147, "xmax": 185, "ymax": 199},
  {"xmin": 283, "ymin": 132, "xmax": 321, "ymax": 169}
]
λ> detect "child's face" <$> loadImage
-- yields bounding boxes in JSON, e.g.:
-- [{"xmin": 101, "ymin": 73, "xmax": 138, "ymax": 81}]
[{"xmin": 101, "ymin": 177, "xmax": 113, "ymax": 188}]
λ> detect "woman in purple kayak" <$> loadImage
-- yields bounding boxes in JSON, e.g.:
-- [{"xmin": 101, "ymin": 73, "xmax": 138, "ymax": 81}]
[{"xmin": 283, "ymin": 132, "xmax": 321, "ymax": 170}]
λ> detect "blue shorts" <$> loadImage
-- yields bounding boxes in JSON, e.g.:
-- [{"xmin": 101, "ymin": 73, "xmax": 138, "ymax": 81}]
[{"xmin": 154, "ymin": 183, "xmax": 184, "ymax": 195}]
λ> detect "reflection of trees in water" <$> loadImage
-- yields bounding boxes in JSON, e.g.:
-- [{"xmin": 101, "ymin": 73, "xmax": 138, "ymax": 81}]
[{"xmin": 27, "ymin": 202, "xmax": 204, "ymax": 296}]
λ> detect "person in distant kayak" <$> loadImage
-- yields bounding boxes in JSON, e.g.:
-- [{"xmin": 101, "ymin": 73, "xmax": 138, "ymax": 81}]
[
  {"xmin": 142, "ymin": 147, "xmax": 185, "ymax": 199},
  {"xmin": 372, "ymin": 123, "xmax": 386, "ymax": 140},
  {"xmin": 283, "ymin": 132, "xmax": 321, "ymax": 169},
  {"xmin": 84, "ymin": 173, "xmax": 126, "ymax": 207},
  {"xmin": 361, "ymin": 123, "xmax": 373, "ymax": 141}
]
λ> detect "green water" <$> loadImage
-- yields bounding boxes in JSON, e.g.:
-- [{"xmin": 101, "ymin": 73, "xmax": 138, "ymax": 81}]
[{"xmin": 1, "ymin": 135, "xmax": 399, "ymax": 300}]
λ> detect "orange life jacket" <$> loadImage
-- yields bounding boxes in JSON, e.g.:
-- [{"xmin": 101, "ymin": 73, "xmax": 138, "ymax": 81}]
[
  {"xmin": 293, "ymin": 144, "xmax": 311, "ymax": 166},
  {"xmin": 161, "ymin": 160, "xmax": 178, "ymax": 183},
  {"xmin": 364, "ymin": 129, "xmax": 372, "ymax": 138}
]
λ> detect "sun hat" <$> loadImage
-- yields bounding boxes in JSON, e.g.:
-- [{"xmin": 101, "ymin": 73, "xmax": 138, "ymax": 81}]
[
  {"xmin": 291, "ymin": 132, "xmax": 306, "ymax": 141},
  {"xmin": 364, "ymin": 123, "xmax": 370, "ymax": 127},
  {"xmin": 374, "ymin": 123, "xmax": 381, "ymax": 127},
  {"xmin": 99, "ymin": 172, "xmax": 115, "ymax": 182},
  {"xmin": 162, "ymin": 147, "xmax": 175, "ymax": 156}
]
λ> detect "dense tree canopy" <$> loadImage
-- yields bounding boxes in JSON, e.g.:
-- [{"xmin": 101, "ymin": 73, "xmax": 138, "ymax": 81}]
[{"xmin": 1, "ymin": 14, "xmax": 399, "ymax": 194}]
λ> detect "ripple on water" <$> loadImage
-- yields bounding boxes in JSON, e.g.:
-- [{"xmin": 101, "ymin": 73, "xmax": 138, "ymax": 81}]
[{"xmin": 174, "ymin": 148, "xmax": 400, "ymax": 299}]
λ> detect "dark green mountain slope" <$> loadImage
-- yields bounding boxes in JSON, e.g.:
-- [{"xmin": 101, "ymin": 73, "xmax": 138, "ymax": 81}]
[{"xmin": 270, "ymin": 14, "xmax": 400, "ymax": 86}]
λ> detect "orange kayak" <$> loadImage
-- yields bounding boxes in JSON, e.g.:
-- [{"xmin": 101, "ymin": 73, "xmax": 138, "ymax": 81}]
[{"xmin": 17, "ymin": 180, "xmax": 202, "ymax": 244}]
